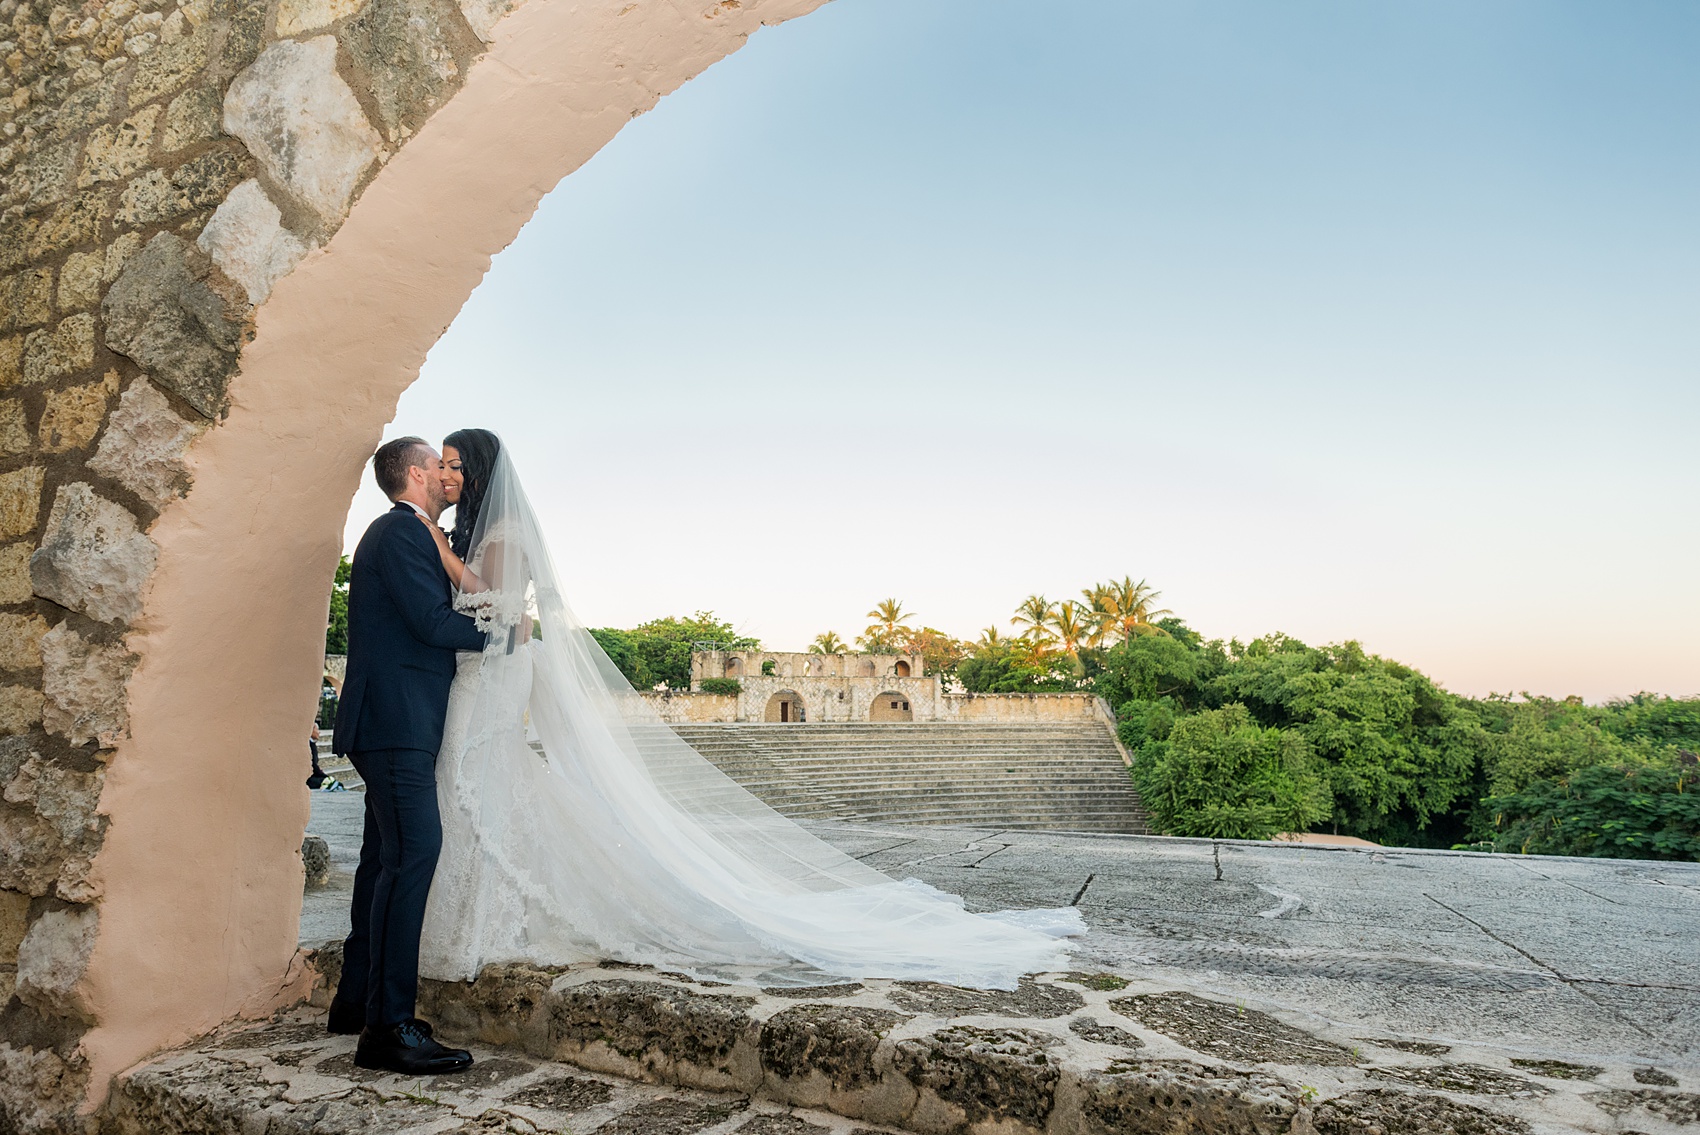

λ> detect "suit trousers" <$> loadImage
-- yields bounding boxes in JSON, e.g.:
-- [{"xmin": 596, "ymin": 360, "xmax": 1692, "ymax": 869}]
[{"xmin": 334, "ymin": 748, "xmax": 442, "ymax": 1028}]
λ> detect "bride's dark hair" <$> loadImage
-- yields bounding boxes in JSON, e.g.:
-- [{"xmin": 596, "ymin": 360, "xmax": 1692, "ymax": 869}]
[{"xmin": 443, "ymin": 428, "xmax": 501, "ymax": 560}]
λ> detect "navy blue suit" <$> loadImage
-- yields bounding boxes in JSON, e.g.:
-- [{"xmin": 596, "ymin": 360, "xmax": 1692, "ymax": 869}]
[{"xmin": 333, "ymin": 503, "xmax": 484, "ymax": 1027}]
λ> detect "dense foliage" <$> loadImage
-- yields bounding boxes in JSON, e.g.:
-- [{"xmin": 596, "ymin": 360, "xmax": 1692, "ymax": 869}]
[
  {"xmin": 698, "ymin": 678, "xmax": 742, "ymax": 696},
  {"xmin": 325, "ymin": 555, "xmax": 351, "ymax": 655},
  {"xmin": 1483, "ymin": 761, "xmax": 1700, "ymax": 860},
  {"xmin": 590, "ymin": 612, "xmax": 758, "ymax": 691}
]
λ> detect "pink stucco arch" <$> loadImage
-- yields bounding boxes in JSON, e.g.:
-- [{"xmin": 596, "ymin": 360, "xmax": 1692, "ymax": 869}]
[{"xmin": 76, "ymin": 0, "xmax": 828, "ymax": 1101}]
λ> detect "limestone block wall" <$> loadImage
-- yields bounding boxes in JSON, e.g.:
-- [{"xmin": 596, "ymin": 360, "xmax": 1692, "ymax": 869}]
[
  {"xmin": 935, "ymin": 692, "xmax": 1104, "ymax": 724},
  {"xmin": 0, "ymin": 0, "xmax": 826, "ymax": 1127},
  {"xmin": 692, "ymin": 649, "xmax": 924, "ymax": 684}
]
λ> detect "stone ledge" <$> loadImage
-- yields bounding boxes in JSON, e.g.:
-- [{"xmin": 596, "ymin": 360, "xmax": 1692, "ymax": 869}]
[{"xmin": 247, "ymin": 952, "xmax": 1633, "ymax": 1135}]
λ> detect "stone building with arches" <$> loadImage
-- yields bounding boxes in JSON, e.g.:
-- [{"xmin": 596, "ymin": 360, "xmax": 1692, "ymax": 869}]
[{"xmin": 638, "ymin": 649, "xmax": 1109, "ymax": 728}]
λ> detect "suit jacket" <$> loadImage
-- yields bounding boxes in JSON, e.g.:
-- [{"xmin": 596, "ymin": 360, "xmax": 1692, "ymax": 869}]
[{"xmin": 332, "ymin": 503, "xmax": 486, "ymax": 756}]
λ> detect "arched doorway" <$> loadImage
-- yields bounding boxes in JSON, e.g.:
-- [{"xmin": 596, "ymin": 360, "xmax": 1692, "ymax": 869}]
[
  {"xmin": 869, "ymin": 692, "xmax": 913, "ymax": 722},
  {"xmin": 894, "ymin": 660, "xmax": 911, "ymax": 677},
  {"xmin": 764, "ymin": 691, "xmax": 807, "ymax": 723},
  {"xmin": 724, "ymin": 657, "xmax": 744, "ymax": 677},
  {"xmin": 2, "ymin": 0, "xmax": 835, "ymax": 1114}
]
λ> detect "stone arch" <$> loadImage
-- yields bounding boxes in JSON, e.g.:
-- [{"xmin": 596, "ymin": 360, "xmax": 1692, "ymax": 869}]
[
  {"xmin": 868, "ymin": 691, "xmax": 913, "ymax": 723},
  {"xmin": 894, "ymin": 659, "xmax": 911, "ymax": 677},
  {"xmin": 0, "ymin": 0, "xmax": 828, "ymax": 1121},
  {"xmin": 723, "ymin": 656, "xmax": 743, "ymax": 678},
  {"xmin": 763, "ymin": 690, "xmax": 806, "ymax": 723}
]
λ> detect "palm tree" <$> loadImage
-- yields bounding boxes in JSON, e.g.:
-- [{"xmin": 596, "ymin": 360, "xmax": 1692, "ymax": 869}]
[
  {"xmin": 1095, "ymin": 576, "xmax": 1173, "ymax": 643},
  {"xmin": 865, "ymin": 598, "xmax": 911, "ymax": 641},
  {"xmin": 1052, "ymin": 600, "xmax": 1094, "ymax": 657},
  {"xmin": 977, "ymin": 624, "xmax": 1005, "ymax": 649},
  {"xmin": 1011, "ymin": 594, "xmax": 1058, "ymax": 642},
  {"xmin": 809, "ymin": 631, "xmax": 846, "ymax": 654},
  {"xmin": 1081, "ymin": 583, "xmax": 1117, "ymax": 648}
]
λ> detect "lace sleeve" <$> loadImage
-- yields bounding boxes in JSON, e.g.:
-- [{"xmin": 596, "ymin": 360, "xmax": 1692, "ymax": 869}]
[{"xmin": 455, "ymin": 518, "xmax": 530, "ymax": 633}]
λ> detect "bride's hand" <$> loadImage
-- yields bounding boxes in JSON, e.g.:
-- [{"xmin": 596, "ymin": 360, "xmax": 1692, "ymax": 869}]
[{"xmin": 416, "ymin": 512, "xmax": 464, "ymax": 586}]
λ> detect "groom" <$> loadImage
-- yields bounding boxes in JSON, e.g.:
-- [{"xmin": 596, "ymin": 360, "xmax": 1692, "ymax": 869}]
[{"xmin": 328, "ymin": 437, "xmax": 485, "ymax": 1074}]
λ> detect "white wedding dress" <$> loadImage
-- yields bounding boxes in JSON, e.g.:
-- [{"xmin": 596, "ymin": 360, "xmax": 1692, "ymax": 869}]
[{"xmin": 418, "ymin": 448, "xmax": 1083, "ymax": 989}]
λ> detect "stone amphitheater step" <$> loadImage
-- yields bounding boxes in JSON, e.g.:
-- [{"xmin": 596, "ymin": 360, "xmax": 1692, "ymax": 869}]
[{"xmin": 665, "ymin": 722, "xmax": 1149, "ymax": 834}]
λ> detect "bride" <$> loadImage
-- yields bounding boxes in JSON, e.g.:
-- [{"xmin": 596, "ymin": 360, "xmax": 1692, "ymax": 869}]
[{"xmin": 410, "ymin": 429, "xmax": 1083, "ymax": 990}]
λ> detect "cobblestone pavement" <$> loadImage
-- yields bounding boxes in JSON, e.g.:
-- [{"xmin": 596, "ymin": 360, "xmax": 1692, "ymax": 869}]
[{"xmin": 304, "ymin": 795, "xmax": 1700, "ymax": 1072}]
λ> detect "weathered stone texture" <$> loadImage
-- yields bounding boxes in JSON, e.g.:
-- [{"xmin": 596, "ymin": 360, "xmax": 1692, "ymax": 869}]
[
  {"xmin": 14, "ymin": 905, "xmax": 96, "ymax": 1020},
  {"xmin": 894, "ymin": 1026, "xmax": 1061, "ymax": 1131},
  {"xmin": 0, "ymin": 1044, "xmax": 86, "ymax": 1135},
  {"xmin": 0, "ymin": 338, "xmax": 24, "ymax": 388},
  {"xmin": 20, "ymin": 314, "xmax": 97, "ymax": 387},
  {"xmin": 0, "ymin": 467, "xmax": 45, "ymax": 539},
  {"xmin": 88, "ymin": 377, "xmax": 207, "ymax": 509},
  {"xmin": 224, "ymin": 36, "xmax": 382, "ymax": 226},
  {"xmin": 113, "ymin": 147, "xmax": 244, "ymax": 226},
  {"xmin": 342, "ymin": 0, "xmax": 467, "ymax": 140},
  {"xmin": 0, "ymin": 686, "xmax": 45, "ymax": 735},
  {"xmin": 0, "ymin": 613, "xmax": 49, "ymax": 673},
  {"xmin": 197, "ymin": 179, "xmax": 312, "ymax": 304},
  {"xmin": 77, "ymin": 106, "xmax": 162, "ymax": 187},
  {"xmin": 0, "ymin": 742, "xmax": 103, "ymax": 901},
  {"xmin": 1074, "ymin": 1059, "xmax": 1302, "ymax": 1135},
  {"xmin": 30, "ymin": 483, "xmax": 159, "ymax": 625},
  {"xmin": 40, "ymin": 622, "xmax": 136, "ymax": 746},
  {"xmin": 0, "ymin": 543, "xmax": 34, "ymax": 605},
  {"xmin": 102, "ymin": 233, "xmax": 245, "ymax": 418},
  {"xmin": 0, "ymin": 888, "xmax": 27, "ymax": 966},
  {"xmin": 55, "ymin": 251, "xmax": 106, "ymax": 312},
  {"xmin": 276, "ymin": 0, "xmax": 371, "ymax": 37},
  {"xmin": 1110, "ymin": 991, "xmax": 1358, "ymax": 1066},
  {"xmin": 161, "ymin": 85, "xmax": 223, "ymax": 152},
  {"xmin": 0, "ymin": 269, "xmax": 54, "ymax": 332},
  {"xmin": 24, "ymin": 190, "xmax": 109, "ymax": 262},
  {"xmin": 0, "ymin": 402, "xmax": 32, "ymax": 457},
  {"xmin": 126, "ymin": 23, "xmax": 212, "ymax": 108},
  {"xmin": 760, "ymin": 1004, "xmax": 908, "ymax": 1092},
  {"xmin": 552, "ymin": 979, "xmax": 759, "ymax": 1075},
  {"xmin": 37, "ymin": 370, "xmax": 119, "ymax": 453}
]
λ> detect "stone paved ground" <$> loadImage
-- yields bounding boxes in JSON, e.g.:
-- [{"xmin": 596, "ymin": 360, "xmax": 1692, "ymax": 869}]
[
  {"xmin": 305, "ymin": 795, "xmax": 1699, "ymax": 1070},
  {"xmin": 270, "ymin": 795, "xmax": 1700, "ymax": 1135}
]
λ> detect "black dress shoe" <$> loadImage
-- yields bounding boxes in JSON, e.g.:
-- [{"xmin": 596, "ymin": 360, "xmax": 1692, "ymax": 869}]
[
  {"xmin": 326, "ymin": 996, "xmax": 365, "ymax": 1035},
  {"xmin": 354, "ymin": 1019, "xmax": 473, "ymax": 1075}
]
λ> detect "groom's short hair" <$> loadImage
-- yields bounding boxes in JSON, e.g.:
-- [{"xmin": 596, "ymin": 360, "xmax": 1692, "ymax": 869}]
[{"xmin": 373, "ymin": 436, "xmax": 430, "ymax": 499}]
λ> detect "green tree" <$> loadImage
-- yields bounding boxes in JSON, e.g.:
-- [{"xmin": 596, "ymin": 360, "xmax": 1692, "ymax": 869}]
[
  {"xmin": 589, "ymin": 612, "xmax": 757, "ymax": 690},
  {"xmin": 1131, "ymin": 704, "xmax": 1332, "ymax": 841},
  {"xmin": 901, "ymin": 626, "xmax": 969, "ymax": 680},
  {"xmin": 809, "ymin": 631, "xmax": 847, "ymax": 654},
  {"xmin": 325, "ymin": 555, "xmax": 351, "ymax": 655},
  {"xmin": 1011, "ymin": 594, "xmax": 1058, "ymax": 643},
  {"xmin": 1485, "ymin": 758, "xmax": 1700, "ymax": 860}
]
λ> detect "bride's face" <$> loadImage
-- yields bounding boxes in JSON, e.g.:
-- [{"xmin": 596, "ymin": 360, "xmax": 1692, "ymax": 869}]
[{"xmin": 441, "ymin": 445, "xmax": 465, "ymax": 506}]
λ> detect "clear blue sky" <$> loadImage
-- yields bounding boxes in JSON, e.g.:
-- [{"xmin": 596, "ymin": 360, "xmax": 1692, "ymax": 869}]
[{"xmin": 348, "ymin": 0, "xmax": 1700, "ymax": 701}]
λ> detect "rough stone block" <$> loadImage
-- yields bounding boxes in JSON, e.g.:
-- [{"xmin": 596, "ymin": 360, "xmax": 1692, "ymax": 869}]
[
  {"xmin": 1313, "ymin": 1088, "xmax": 1531, "ymax": 1134},
  {"xmin": 302, "ymin": 834, "xmax": 330, "ymax": 888},
  {"xmin": 114, "ymin": 148, "xmax": 243, "ymax": 226},
  {"xmin": 224, "ymin": 37, "xmax": 382, "ymax": 226},
  {"xmin": 893, "ymin": 1026, "xmax": 1061, "ymax": 1131},
  {"xmin": 0, "ymin": 338, "xmax": 22, "ymax": 388},
  {"xmin": 0, "ymin": 888, "xmax": 27, "ymax": 965},
  {"xmin": 0, "ymin": 467, "xmax": 45, "ymax": 539},
  {"xmin": 276, "ymin": 0, "xmax": 369, "ymax": 36},
  {"xmin": 197, "ymin": 179, "xmax": 312, "ymax": 304},
  {"xmin": 0, "ymin": 1043, "xmax": 86, "ymax": 1135},
  {"xmin": 41, "ymin": 622, "xmax": 135, "ymax": 746},
  {"xmin": 0, "ymin": 544, "xmax": 33, "ymax": 604},
  {"xmin": 56, "ymin": 251, "xmax": 106, "ymax": 312},
  {"xmin": 0, "ymin": 686, "xmax": 44, "ymax": 735},
  {"xmin": 3, "ymin": 137, "xmax": 78, "ymax": 216},
  {"xmin": 760, "ymin": 1004, "xmax": 908, "ymax": 1094},
  {"xmin": 0, "ymin": 613, "xmax": 48, "ymax": 672},
  {"xmin": 342, "ymin": 0, "xmax": 465, "ymax": 140},
  {"xmin": 26, "ymin": 191, "xmax": 109, "ymax": 261},
  {"xmin": 14, "ymin": 905, "xmax": 96, "ymax": 1019},
  {"xmin": 1110, "ymin": 991, "xmax": 1358, "ymax": 1066},
  {"xmin": 0, "ymin": 742, "xmax": 104, "ymax": 897},
  {"xmin": 30, "ymin": 482, "xmax": 158, "ymax": 625},
  {"xmin": 0, "ymin": 269, "xmax": 53, "ymax": 333},
  {"xmin": 1072, "ymin": 1059, "xmax": 1301, "ymax": 1135},
  {"xmin": 161, "ymin": 85, "xmax": 223, "ymax": 152},
  {"xmin": 21, "ymin": 314, "xmax": 98, "ymax": 386},
  {"xmin": 0, "ymin": 401, "xmax": 30, "ymax": 456},
  {"xmin": 102, "ymin": 232, "xmax": 245, "ymax": 419},
  {"xmin": 551, "ymin": 979, "xmax": 759, "ymax": 1083},
  {"xmin": 76, "ymin": 106, "xmax": 161, "ymax": 187},
  {"xmin": 88, "ymin": 377, "xmax": 207, "ymax": 509},
  {"xmin": 127, "ymin": 24, "xmax": 210, "ymax": 107},
  {"xmin": 104, "ymin": 232, "xmax": 145, "ymax": 283},
  {"xmin": 38, "ymin": 369, "xmax": 118, "ymax": 453}
]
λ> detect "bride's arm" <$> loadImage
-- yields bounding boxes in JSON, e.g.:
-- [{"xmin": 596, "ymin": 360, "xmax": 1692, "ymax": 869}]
[{"xmin": 415, "ymin": 514, "xmax": 487, "ymax": 592}]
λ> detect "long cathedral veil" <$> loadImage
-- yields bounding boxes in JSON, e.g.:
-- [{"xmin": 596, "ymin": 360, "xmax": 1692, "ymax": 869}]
[{"xmin": 435, "ymin": 443, "xmax": 1082, "ymax": 989}]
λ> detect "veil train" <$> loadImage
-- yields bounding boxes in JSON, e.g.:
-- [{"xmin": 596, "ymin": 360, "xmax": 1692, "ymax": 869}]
[{"xmin": 418, "ymin": 445, "xmax": 1083, "ymax": 989}]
